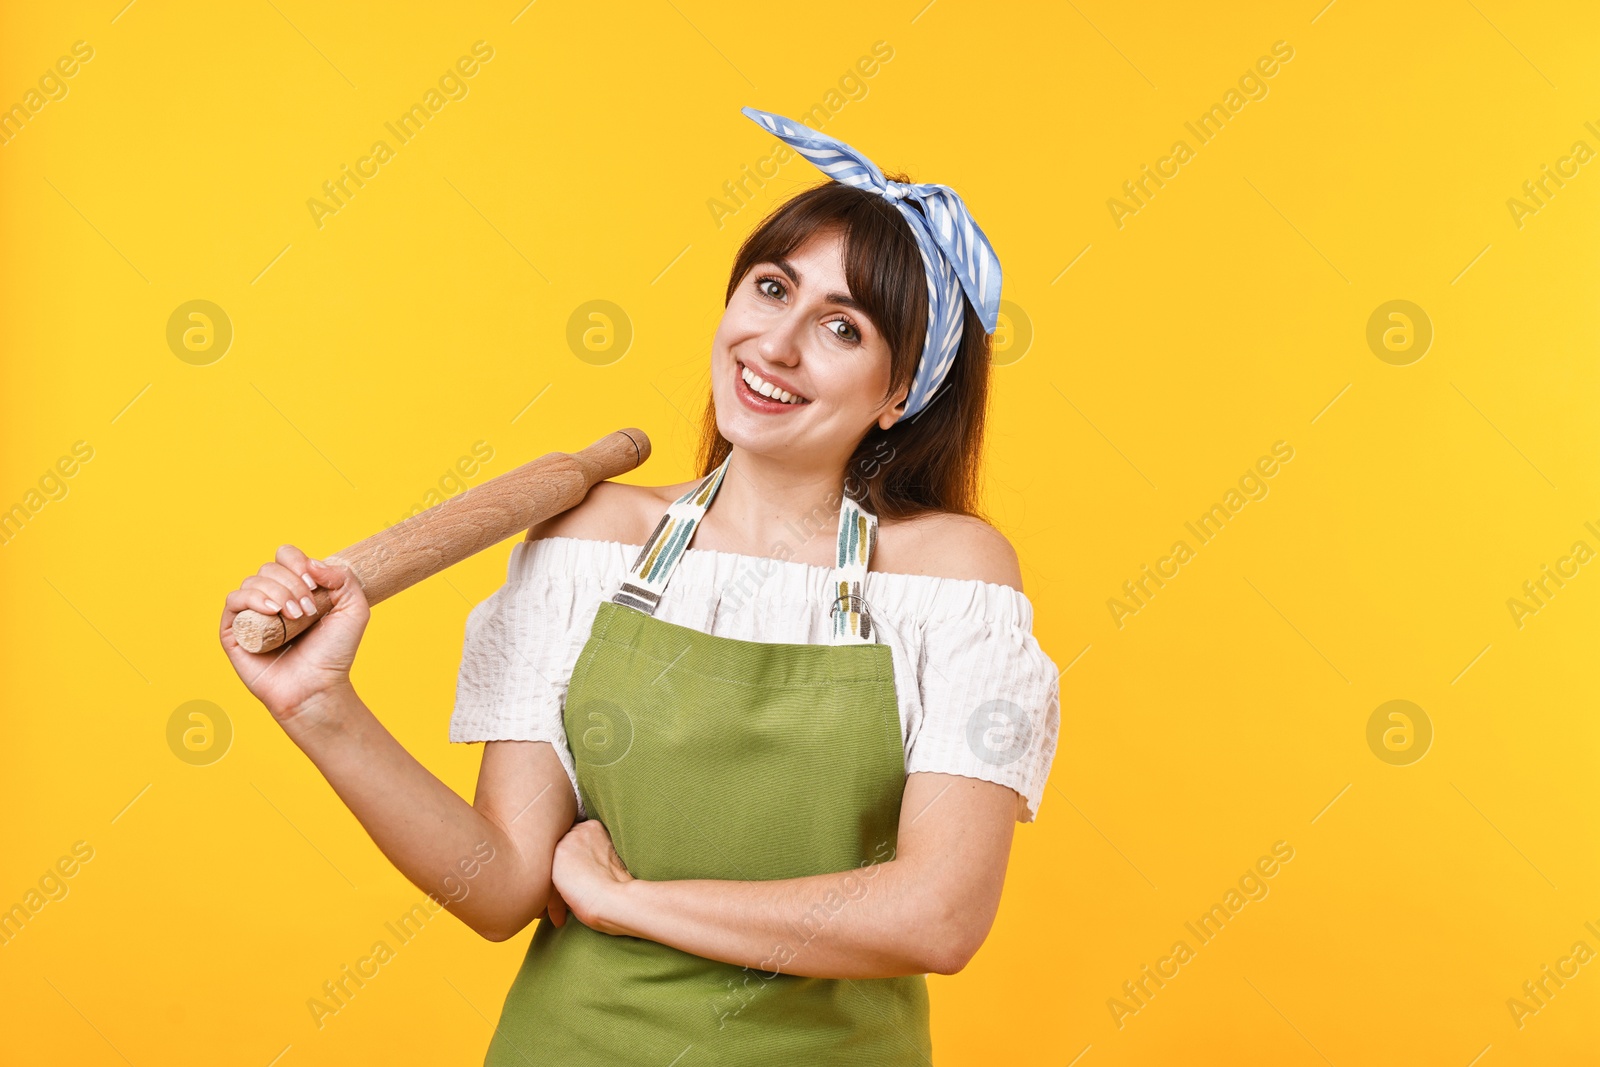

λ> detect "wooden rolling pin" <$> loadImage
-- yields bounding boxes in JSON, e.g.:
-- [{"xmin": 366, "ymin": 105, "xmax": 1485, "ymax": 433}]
[{"xmin": 231, "ymin": 427, "xmax": 650, "ymax": 654}]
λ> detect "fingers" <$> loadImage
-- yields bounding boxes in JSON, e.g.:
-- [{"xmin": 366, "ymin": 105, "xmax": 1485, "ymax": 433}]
[
  {"xmin": 274, "ymin": 544, "xmax": 318, "ymax": 592},
  {"xmin": 220, "ymin": 547, "xmax": 366, "ymax": 656},
  {"xmin": 241, "ymin": 574, "xmax": 310, "ymax": 619},
  {"xmin": 220, "ymin": 583, "xmax": 294, "ymax": 649},
  {"xmin": 259, "ymin": 561, "xmax": 319, "ymax": 618},
  {"xmin": 304, "ymin": 556, "xmax": 349, "ymax": 591},
  {"xmin": 233, "ymin": 545, "xmax": 341, "ymax": 620},
  {"xmin": 220, "ymin": 544, "xmax": 348, "ymax": 652},
  {"xmin": 221, "ymin": 588, "xmax": 262, "ymax": 637},
  {"xmin": 222, "ymin": 544, "xmax": 322, "ymax": 624},
  {"xmin": 224, "ymin": 587, "xmax": 279, "ymax": 618}
]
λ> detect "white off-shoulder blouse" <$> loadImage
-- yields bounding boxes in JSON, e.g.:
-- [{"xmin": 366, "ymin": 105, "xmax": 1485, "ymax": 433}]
[{"xmin": 450, "ymin": 535, "xmax": 1062, "ymax": 822}]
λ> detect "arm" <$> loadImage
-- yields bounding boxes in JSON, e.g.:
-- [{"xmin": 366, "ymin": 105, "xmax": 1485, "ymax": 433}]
[
  {"xmin": 220, "ymin": 545, "xmax": 576, "ymax": 943},
  {"xmin": 285, "ymin": 689, "xmax": 577, "ymax": 941},
  {"xmin": 551, "ymin": 771, "xmax": 1018, "ymax": 977}
]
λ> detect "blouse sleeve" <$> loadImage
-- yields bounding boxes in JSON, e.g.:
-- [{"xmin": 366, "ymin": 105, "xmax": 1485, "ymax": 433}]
[
  {"xmin": 449, "ymin": 540, "xmax": 589, "ymax": 818},
  {"xmin": 903, "ymin": 585, "xmax": 1061, "ymax": 823}
]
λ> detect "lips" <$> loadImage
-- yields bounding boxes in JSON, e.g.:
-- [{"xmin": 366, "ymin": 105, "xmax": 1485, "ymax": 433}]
[{"xmin": 737, "ymin": 360, "xmax": 810, "ymax": 405}]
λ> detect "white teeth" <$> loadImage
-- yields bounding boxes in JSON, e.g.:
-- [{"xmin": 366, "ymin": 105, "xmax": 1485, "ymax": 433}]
[{"xmin": 741, "ymin": 364, "xmax": 805, "ymax": 404}]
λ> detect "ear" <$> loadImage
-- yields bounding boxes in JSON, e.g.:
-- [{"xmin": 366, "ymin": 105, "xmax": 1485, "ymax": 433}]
[{"xmin": 878, "ymin": 385, "xmax": 910, "ymax": 431}]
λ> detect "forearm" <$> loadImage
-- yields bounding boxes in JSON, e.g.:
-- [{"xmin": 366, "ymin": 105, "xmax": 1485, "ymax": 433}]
[
  {"xmin": 611, "ymin": 858, "xmax": 966, "ymax": 979},
  {"xmin": 282, "ymin": 684, "xmax": 555, "ymax": 940},
  {"xmin": 551, "ymin": 776, "xmax": 1015, "ymax": 975}
]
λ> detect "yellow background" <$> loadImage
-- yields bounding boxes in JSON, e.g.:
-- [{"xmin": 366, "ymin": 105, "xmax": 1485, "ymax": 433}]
[{"xmin": 3, "ymin": 0, "xmax": 1597, "ymax": 1063}]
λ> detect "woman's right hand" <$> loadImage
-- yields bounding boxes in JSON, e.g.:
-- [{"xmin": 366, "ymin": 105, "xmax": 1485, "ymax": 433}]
[{"xmin": 218, "ymin": 544, "xmax": 371, "ymax": 725}]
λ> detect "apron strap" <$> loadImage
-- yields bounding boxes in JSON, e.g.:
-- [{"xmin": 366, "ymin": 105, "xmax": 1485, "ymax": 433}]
[
  {"xmin": 611, "ymin": 456, "xmax": 733, "ymax": 617},
  {"xmin": 829, "ymin": 492, "xmax": 877, "ymax": 644},
  {"xmin": 610, "ymin": 453, "xmax": 879, "ymax": 646}
]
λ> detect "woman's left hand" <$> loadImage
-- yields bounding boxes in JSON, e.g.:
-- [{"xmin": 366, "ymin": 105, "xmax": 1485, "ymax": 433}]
[{"xmin": 550, "ymin": 819, "xmax": 635, "ymax": 934}]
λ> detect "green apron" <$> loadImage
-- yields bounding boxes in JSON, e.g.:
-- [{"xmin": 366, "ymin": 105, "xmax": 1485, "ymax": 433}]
[{"xmin": 484, "ymin": 454, "xmax": 932, "ymax": 1065}]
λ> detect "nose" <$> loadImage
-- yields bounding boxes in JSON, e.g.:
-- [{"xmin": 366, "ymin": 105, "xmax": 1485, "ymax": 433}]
[{"xmin": 754, "ymin": 305, "xmax": 805, "ymax": 367}]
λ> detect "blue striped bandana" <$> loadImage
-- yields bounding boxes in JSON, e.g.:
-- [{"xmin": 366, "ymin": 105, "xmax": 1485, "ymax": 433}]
[{"xmin": 740, "ymin": 106, "xmax": 1003, "ymax": 420}]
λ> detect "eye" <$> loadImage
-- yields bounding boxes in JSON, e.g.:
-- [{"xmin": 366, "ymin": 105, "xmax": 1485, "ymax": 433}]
[
  {"xmin": 827, "ymin": 318, "xmax": 862, "ymax": 344},
  {"xmin": 755, "ymin": 274, "xmax": 787, "ymax": 300}
]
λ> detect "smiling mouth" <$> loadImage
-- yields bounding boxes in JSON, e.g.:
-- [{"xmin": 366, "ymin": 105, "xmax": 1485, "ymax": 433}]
[{"xmin": 737, "ymin": 360, "xmax": 810, "ymax": 405}]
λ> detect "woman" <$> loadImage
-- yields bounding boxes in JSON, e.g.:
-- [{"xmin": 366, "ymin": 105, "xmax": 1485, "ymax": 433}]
[{"xmin": 219, "ymin": 107, "xmax": 1060, "ymax": 1063}]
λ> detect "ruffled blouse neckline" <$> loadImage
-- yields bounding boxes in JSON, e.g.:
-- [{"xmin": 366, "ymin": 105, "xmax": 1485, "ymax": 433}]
[{"xmin": 507, "ymin": 535, "xmax": 1037, "ymax": 632}]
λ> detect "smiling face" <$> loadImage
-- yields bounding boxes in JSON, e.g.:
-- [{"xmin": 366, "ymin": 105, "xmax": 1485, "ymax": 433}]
[{"xmin": 711, "ymin": 227, "xmax": 911, "ymax": 468}]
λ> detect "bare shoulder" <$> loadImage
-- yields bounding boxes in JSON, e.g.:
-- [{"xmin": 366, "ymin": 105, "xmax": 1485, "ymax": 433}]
[
  {"xmin": 874, "ymin": 511, "xmax": 1024, "ymax": 592},
  {"xmin": 523, "ymin": 478, "xmax": 695, "ymax": 546}
]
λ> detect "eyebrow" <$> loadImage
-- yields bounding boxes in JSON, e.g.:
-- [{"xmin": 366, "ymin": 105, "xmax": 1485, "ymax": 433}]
[{"xmin": 770, "ymin": 256, "xmax": 865, "ymax": 314}]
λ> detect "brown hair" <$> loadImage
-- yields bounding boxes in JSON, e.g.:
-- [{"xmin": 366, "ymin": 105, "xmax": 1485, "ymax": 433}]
[{"xmin": 694, "ymin": 178, "xmax": 993, "ymax": 523}]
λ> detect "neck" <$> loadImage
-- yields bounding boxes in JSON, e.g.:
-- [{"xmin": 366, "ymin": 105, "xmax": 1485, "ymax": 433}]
[{"xmin": 702, "ymin": 447, "xmax": 850, "ymax": 565}]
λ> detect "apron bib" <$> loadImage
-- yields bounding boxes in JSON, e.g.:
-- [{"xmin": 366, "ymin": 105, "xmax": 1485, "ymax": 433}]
[{"xmin": 485, "ymin": 454, "xmax": 932, "ymax": 1065}]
